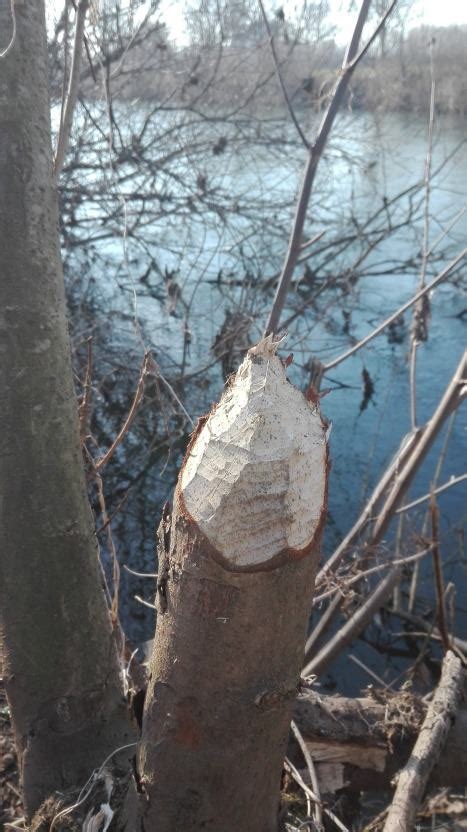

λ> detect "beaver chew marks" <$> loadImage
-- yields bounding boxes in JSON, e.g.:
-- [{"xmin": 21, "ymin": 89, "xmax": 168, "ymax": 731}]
[{"xmin": 181, "ymin": 336, "xmax": 327, "ymax": 568}]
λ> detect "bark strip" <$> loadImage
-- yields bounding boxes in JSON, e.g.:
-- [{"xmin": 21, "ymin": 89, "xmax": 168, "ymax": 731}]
[{"xmin": 131, "ymin": 337, "xmax": 328, "ymax": 832}]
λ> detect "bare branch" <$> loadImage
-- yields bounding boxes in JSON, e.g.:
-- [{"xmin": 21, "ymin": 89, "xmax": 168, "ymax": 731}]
[
  {"xmin": 0, "ymin": 0, "xmax": 16, "ymax": 59},
  {"xmin": 323, "ymin": 248, "xmax": 467, "ymax": 372},
  {"xmin": 257, "ymin": 0, "xmax": 309, "ymax": 149},
  {"xmin": 264, "ymin": 0, "xmax": 397, "ymax": 335},
  {"xmin": 53, "ymin": 0, "xmax": 89, "ymax": 182},
  {"xmin": 95, "ymin": 352, "xmax": 151, "ymax": 472},
  {"xmin": 396, "ymin": 472, "xmax": 467, "ymax": 514},
  {"xmin": 430, "ymin": 495, "xmax": 451, "ymax": 652}
]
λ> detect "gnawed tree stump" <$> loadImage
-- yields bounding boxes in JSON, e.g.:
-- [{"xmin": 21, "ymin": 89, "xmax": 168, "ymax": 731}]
[{"xmin": 128, "ymin": 336, "xmax": 328, "ymax": 832}]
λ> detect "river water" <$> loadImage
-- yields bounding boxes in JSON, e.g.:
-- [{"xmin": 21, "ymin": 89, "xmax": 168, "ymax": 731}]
[{"xmin": 64, "ymin": 106, "xmax": 467, "ymax": 685}]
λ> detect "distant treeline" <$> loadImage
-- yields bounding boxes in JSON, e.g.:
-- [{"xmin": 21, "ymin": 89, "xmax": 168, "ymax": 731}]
[
  {"xmin": 354, "ymin": 25, "xmax": 467, "ymax": 115},
  {"xmin": 77, "ymin": 23, "xmax": 467, "ymax": 117}
]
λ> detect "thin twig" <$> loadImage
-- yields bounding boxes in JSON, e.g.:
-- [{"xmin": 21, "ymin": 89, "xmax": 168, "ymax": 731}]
[
  {"xmin": 323, "ymin": 248, "xmax": 467, "ymax": 372},
  {"xmin": 397, "ymin": 472, "xmax": 467, "ymax": 513},
  {"xmin": 49, "ymin": 742, "xmax": 137, "ymax": 831},
  {"xmin": 134, "ymin": 594, "xmax": 156, "ymax": 610},
  {"xmin": 426, "ymin": 205, "xmax": 467, "ymax": 258},
  {"xmin": 409, "ymin": 337, "xmax": 419, "ymax": 432},
  {"xmin": 313, "ymin": 546, "xmax": 432, "ymax": 605},
  {"xmin": 94, "ymin": 468, "xmax": 121, "ymax": 629},
  {"xmin": 299, "ymin": 230, "xmax": 326, "ymax": 252},
  {"xmin": 58, "ymin": 0, "xmax": 70, "ymax": 146},
  {"xmin": 291, "ymin": 720, "xmax": 323, "ymax": 831},
  {"xmin": 408, "ymin": 410, "xmax": 458, "ymax": 611},
  {"xmin": 123, "ymin": 564, "xmax": 157, "ymax": 579},
  {"xmin": 284, "ymin": 758, "xmax": 350, "ymax": 832},
  {"xmin": 0, "ymin": 0, "xmax": 17, "ymax": 59},
  {"xmin": 391, "ymin": 608, "xmax": 467, "ymax": 658},
  {"xmin": 95, "ymin": 352, "xmax": 151, "ymax": 471},
  {"xmin": 317, "ymin": 429, "xmax": 421, "ymax": 582},
  {"xmin": 349, "ymin": 653, "xmax": 392, "ymax": 689},
  {"xmin": 54, "ymin": 0, "xmax": 89, "ymax": 181},
  {"xmin": 430, "ymin": 495, "xmax": 451, "ymax": 652},
  {"xmin": 303, "ymin": 566, "xmax": 402, "ymax": 678},
  {"xmin": 264, "ymin": 0, "xmax": 397, "ymax": 335},
  {"xmin": 148, "ymin": 355, "xmax": 194, "ymax": 426},
  {"xmin": 78, "ymin": 336, "xmax": 93, "ymax": 444},
  {"xmin": 257, "ymin": 0, "xmax": 308, "ymax": 149}
]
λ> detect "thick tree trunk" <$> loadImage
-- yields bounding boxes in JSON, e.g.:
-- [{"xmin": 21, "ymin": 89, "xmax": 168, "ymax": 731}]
[
  {"xmin": 128, "ymin": 337, "xmax": 328, "ymax": 831},
  {"xmin": 0, "ymin": 1, "xmax": 133, "ymax": 818}
]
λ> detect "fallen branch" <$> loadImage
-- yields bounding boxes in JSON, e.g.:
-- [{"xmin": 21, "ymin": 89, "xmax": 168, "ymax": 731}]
[
  {"xmin": 291, "ymin": 684, "xmax": 467, "ymax": 794},
  {"xmin": 383, "ymin": 651, "xmax": 464, "ymax": 832}
]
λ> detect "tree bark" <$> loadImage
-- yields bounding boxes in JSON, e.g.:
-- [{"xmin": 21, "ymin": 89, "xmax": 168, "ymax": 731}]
[
  {"xmin": 128, "ymin": 337, "xmax": 328, "ymax": 832},
  {"xmin": 0, "ymin": 1, "xmax": 133, "ymax": 818}
]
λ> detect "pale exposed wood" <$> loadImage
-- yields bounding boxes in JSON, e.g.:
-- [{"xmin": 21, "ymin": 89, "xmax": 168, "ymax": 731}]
[
  {"xmin": 383, "ymin": 651, "xmax": 464, "ymax": 832},
  {"xmin": 182, "ymin": 335, "xmax": 327, "ymax": 568},
  {"xmin": 306, "ymin": 740, "xmax": 387, "ymax": 770}
]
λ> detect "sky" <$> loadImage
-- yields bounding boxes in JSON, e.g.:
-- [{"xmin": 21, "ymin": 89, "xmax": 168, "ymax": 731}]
[
  {"xmin": 156, "ymin": 0, "xmax": 467, "ymax": 45},
  {"xmin": 410, "ymin": 0, "xmax": 467, "ymax": 27},
  {"xmin": 330, "ymin": 0, "xmax": 467, "ymax": 43},
  {"xmin": 47, "ymin": 0, "xmax": 467, "ymax": 44}
]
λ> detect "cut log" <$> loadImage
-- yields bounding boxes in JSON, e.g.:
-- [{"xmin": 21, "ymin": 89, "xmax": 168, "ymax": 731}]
[
  {"xmin": 291, "ymin": 683, "xmax": 467, "ymax": 793},
  {"xmin": 129, "ymin": 336, "xmax": 328, "ymax": 832}
]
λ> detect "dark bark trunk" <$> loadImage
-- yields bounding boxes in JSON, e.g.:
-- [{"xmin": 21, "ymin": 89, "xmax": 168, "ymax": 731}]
[
  {"xmin": 126, "ymin": 338, "xmax": 328, "ymax": 831},
  {"xmin": 0, "ymin": 1, "xmax": 134, "ymax": 818}
]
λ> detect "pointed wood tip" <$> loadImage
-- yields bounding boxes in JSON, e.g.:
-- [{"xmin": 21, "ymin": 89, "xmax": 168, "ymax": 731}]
[{"xmin": 181, "ymin": 340, "xmax": 327, "ymax": 569}]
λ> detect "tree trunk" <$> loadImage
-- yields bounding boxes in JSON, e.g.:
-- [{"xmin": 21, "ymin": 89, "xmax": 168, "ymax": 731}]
[
  {"xmin": 128, "ymin": 337, "xmax": 328, "ymax": 832},
  {"xmin": 0, "ymin": 1, "xmax": 133, "ymax": 818}
]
